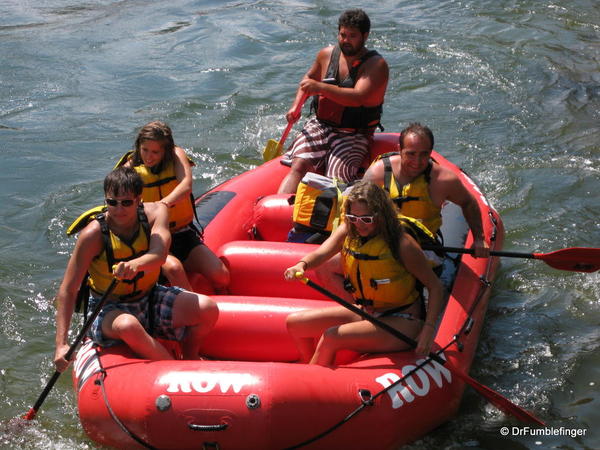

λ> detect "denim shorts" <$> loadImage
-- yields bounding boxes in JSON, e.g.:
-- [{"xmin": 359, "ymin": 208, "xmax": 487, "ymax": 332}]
[{"xmin": 87, "ymin": 284, "xmax": 185, "ymax": 347}]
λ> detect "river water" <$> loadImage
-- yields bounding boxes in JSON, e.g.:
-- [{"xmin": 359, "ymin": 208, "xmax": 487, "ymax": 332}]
[{"xmin": 0, "ymin": 1, "xmax": 598, "ymax": 449}]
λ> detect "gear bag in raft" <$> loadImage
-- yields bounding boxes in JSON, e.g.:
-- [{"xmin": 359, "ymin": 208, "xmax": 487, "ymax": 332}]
[{"xmin": 289, "ymin": 173, "xmax": 348, "ymax": 243}]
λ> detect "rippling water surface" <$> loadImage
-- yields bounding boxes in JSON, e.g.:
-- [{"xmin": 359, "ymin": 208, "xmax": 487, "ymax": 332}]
[{"xmin": 1, "ymin": 1, "xmax": 598, "ymax": 449}]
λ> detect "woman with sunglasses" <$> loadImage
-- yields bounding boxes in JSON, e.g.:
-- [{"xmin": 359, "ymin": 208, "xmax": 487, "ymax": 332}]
[
  {"xmin": 284, "ymin": 180, "xmax": 443, "ymax": 367},
  {"xmin": 118, "ymin": 121, "xmax": 229, "ymax": 292}
]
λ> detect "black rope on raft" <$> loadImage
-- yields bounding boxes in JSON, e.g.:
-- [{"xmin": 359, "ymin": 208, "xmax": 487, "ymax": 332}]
[
  {"xmin": 95, "ymin": 354, "xmax": 157, "ymax": 450},
  {"xmin": 284, "ymin": 338, "xmax": 459, "ymax": 450}
]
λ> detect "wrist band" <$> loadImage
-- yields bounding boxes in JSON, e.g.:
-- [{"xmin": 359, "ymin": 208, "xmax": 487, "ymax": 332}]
[{"xmin": 298, "ymin": 260, "xmax": 308, "ymax": 269}]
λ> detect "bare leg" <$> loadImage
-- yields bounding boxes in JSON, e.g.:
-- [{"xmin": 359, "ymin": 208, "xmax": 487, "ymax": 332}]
[
  {"xmin": 311, "ymin": 311, "xmax": 424, "ymax": 367},
  {"xmin": 277, "ymin": 158, "xmax": 315, "ymax": 194},
  {"xmin": 184, "ymin": 245, "xmax": 229, "ymax": 292},
  {"xmin": 172, "ymin": 291, "xmax": 219, "ymax": 359},
  {"xmin": 161, "ymin": 254, "xmax": 192, "ymax": 290},
  {"xmin": 292, "ymin": 336, "xmax": 317, "ymax": 364},
  {"xmin": 286, "ymin": 306, "xmax": 361, "ymax": 363},
  {"xmin": 313, "ymin": 254, "xmax": 353, "ymax": 301},
  {"xmin": 102, "ymin": 311, "xmax": 173, "ymax": 360}
]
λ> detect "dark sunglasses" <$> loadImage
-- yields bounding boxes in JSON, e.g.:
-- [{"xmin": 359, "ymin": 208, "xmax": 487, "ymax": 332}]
[
  {"xmin": 345, "ymin": 214, "xmax": 375, "ymax": 224},
  {"xmin": 105, "ymin": 198, "xmax": 135, "ymax": 207}
]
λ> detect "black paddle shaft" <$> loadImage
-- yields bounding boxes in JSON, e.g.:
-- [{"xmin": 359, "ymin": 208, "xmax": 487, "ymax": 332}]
[
  {"xmin": 421, "ymin": 244, "xmax": 535, "ymax": 259},
  {"xmin": 300, "ymin": 275, "xmax": 546, "ymax": 426},
  {"xmin": 301, "ymin": 277, "xmax": 447, "ymax": 365},
  {"xmin": 25, "ymin": 278, "xmax": 118, "ymax": 419}
]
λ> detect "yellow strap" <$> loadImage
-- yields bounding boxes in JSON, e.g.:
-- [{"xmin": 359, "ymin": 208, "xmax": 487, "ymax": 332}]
[
  {"xmin": 66, "ymin": 205, "xmax": 106, "ymax": 236},
  {"xmin": 113, "ymin": 150, "xmax": 134, "ymax": 169},
  {"xmin": 331, "ymin": 178, "xmax": 344, "ymax": 232}
]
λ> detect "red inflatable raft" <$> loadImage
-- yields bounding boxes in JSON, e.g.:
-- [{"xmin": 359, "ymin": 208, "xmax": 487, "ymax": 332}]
[{"xmin": 72, "ymin": 133, "xmax": 504, "ymax": 449}]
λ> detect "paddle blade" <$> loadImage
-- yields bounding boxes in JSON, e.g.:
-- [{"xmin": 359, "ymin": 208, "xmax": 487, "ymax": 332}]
[
  {"xmin": 262, "ymin": 139, "xmax": 282, "ymax": 161},
  {"xmin": 535, "ymin": 247, "xmax": 600, "ymax": 272},
  {"xmin": 450, "ymin": 366, "xmax": 546, "ymax": 426},
  {"xmin": 22, "ymin": 408, "xmax": 37, "ymax": 421}
]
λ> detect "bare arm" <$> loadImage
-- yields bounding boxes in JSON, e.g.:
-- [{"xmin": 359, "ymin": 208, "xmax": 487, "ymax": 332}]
[
  {"xmin": 54, "ymin": 222, "xmax": 103, "ymax": 371},
  {"xmin": 284, "ymin": 223, "xmax": 348, "ymax": 280},
  {"xmin": 299, "ymin": 51, "xmax": 389, "ymax": 107},
  {"xmin": 285, "ymin": 49, "xmax": 326, "ymax": 122},
  {"xmin": 158, "ymin": 146, "xmax": 193, "ymax": 208},
  {"xmin": 362, "ymin": 159, "xmax": 385, "ymax": 185},
  {"xmin": 112, "ymin": 202, "xmax": 171, "ymax": 280},
  {"xmin": 400, "ymin": 233, "xmax": 444, "ymax": 356},
  {"xmin": 441, "ymin": 172, "xmax": 489, "ymax": 258}
]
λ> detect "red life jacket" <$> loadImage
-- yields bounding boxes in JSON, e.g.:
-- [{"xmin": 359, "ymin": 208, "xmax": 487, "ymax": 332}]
[{"xmin": 313, "ymin": 45, "xmax": 383, "ymax": 131}]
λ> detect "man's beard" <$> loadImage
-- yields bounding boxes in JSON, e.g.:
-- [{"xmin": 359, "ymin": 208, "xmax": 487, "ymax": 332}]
[{"xmin": 340, "ymin": 40, "xmax": 365, "ymax": 57}]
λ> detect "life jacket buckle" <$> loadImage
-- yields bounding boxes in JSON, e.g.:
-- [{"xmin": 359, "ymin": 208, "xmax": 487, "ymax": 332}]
[
  {"xmin": 370, "ymin": 278, "xmax": 391, "ymax": 289},
  {"xmin": 343, "ymin": 277, "xmax": 356, "ymax": 293}
]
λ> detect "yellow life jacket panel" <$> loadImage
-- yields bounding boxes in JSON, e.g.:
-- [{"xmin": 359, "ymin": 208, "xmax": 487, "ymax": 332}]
[
  {"xmin": 398, "ymin": 214, "xmax": 437, "ymax": 245},
  {"xmin": 292, "ymin": 173, "xmax": 347, "ymax": 233},
  {"xmin": 379, "ymin": 154, "xmax": 442, "ymax": 235},
  {"xmin": 116, "ymin": 151, "xmax": 195, "ymax": 232},
  {"xmin": 68, "ymin": 206, "xmax": 160, "ymax": 300},
  {"xmin": 67, "ymin": 205, "xmax": 107, "ymax": 236},
  {"xmin": 67, "ymin": 205, "xmax": 108, "ymax": 315},
  {"xmin": 398, "ymin": 214, "xmax": 444, "ymax": 268},
  {"xmin": 341, "ymin": 235, "xmax": 419, "ymax": 310}
]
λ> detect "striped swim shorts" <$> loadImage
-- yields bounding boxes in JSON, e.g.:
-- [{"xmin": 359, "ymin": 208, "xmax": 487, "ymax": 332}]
[{"xmin": 283, "ymin": 117, "xmax": 371, "ymax": 183}]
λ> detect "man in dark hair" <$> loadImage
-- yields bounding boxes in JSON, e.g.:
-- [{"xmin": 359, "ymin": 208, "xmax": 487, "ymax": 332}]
[
  {"xmin": 278, "ymin": 9, "xmax": 389, "ymax": 194},
  {"xmin": 364, "ymin": 123, "xmax": 490, "ymax": 258},
  {"xmin": 54, "ymin": 167, "xmax": 218, "ymax": 372},
  {"xmin": 103, "ymin": 164, "xmax": 144, "ymax": 197},
  {"xmin": 338, "ymin": 8, "xmax": 370, "ymax": 35}
]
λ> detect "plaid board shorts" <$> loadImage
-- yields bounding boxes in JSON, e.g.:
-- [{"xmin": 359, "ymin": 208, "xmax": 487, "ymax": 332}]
[
  {"xmin": 283, "ymin": 117, "xmax": 371, "ymax": 183},
  {"xmin": 87, "ymin": 284, "xmax": 186, "ymax": 348}
]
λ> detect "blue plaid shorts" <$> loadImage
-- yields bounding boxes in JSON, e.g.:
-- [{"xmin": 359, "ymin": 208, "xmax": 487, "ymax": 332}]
[{"xmin": 87, "ymin": 285, "xmax": 186, "ymax": 347}]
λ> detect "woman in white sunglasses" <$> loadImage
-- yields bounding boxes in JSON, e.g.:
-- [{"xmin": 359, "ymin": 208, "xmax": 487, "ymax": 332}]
[{"xmin": 284, "ymin": 180, "xmax": 443, "ymax": 367}]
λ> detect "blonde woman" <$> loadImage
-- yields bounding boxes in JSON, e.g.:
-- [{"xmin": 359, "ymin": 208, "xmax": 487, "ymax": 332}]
[{"xmin": 284, "ymin": 180, "xmax": 443, "ymax": 367}]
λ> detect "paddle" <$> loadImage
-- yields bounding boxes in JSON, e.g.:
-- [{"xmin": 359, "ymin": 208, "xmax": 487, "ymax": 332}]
[
  {"xmin": 262, "ymin": 92, "xmax": 309, "ymax": 161},
  {"xmin": 23, "ymin": 278, "xmax": 119, "ymax": 421},
  {"xmin": 295, "ymin": 274, "xmax": 546, "ymax": 426},
  {"xmin": 421, "ymin": 245, "xmax": 600, "ymax": 273}
]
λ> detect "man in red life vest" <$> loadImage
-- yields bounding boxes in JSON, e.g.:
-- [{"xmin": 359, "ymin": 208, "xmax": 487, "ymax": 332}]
[{"xmin": 278, "ymin": 9, "xmax": 389, "ymax": 194}]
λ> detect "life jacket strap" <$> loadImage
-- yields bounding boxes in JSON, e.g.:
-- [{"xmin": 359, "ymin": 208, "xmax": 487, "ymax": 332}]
[
  {"xmin": 393, "ymin": 195, "xmax": 421, "ymax": 206},
  {"xmin": 344, "ymin": 248, "xmax": 385, "ymax": 261},
  {"xmin": 143, "ymin": 176, "xmax": 177, "ymax": 189},
  {"xmin": 355, "ymin": 298, "xmax": 373, "ymax": 307},
  {"xmin": 377, "ymin": 302, "xmax": 414, "ymax": 317}
]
